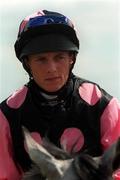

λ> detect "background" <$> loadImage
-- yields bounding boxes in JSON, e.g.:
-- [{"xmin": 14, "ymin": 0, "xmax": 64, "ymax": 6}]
[{"xmin": 0, "ymin": 0, "xmax": 120, "ymax": 102}]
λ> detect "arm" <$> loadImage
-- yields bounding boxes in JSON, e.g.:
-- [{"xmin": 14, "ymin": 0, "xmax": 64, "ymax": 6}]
[
  {"xmin": 100, "ymin": 97, "xmax": 120, "ymax": 150},
  {"xmin": 0, "ymin": 110, "xmax": 22, "ymax": 180},
  {"xmin": 79, "ymin": 82, "xmax": 120, "ymax": 148},
  {"xmin": 100, "ymin": 97, "xmax": 120, "ymax": 180},
  {"xmin": 79, "ymin": 82, "xmax": 120, "ymax": 179}
]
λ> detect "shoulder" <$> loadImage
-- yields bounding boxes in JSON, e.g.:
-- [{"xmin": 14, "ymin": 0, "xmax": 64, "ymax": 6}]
[
  {"xmin": 0, "ymin": 85, "xmax": 28, "ymax": 109},
  {"xmin": 74, "ymin": 76, "xmax": 112, "ymax": 105},
  {"xmin": 79, "ymin": 81, "xmax": 102, "ymax": 105}
]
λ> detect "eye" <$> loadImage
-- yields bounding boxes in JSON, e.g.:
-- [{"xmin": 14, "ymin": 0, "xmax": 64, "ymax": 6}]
[
  {"xmin": 55, "ymin": 54, "xmax": 66, "ymax": 62},
  {"xmin": 34, "ymin": 57, "xmax": 47, "ymax": 64}
]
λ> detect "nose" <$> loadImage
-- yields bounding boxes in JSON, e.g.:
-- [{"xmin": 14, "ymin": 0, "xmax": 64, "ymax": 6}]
[{"xmin": 47, "ymin": 60, "xmax": 57, "ymax": 73}]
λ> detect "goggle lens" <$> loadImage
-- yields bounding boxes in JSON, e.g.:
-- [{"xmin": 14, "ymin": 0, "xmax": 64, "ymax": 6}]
[{"xmin": 19, "ymin": 15, "xmax": 73, "ymax": 36}]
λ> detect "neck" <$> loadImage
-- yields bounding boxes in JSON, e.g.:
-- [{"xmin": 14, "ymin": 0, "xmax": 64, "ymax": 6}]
[{"xmin": 28, "ymin": 73, "xmax": 75, "ymax": 101}]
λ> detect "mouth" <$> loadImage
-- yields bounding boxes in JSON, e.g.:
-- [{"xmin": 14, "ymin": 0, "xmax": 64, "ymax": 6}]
[{"xmin": 45, "ymin": 77, "xmax": 61, "ymax": 81}]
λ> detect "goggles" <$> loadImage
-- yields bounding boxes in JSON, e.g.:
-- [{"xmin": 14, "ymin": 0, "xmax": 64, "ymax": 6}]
[{"xmin": 19, "ymin": 15, "xmax": 74, "ymax": 36}]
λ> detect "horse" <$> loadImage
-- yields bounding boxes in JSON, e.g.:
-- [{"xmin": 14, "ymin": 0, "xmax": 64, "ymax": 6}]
[{"xmin": 22, "ymin": 127, "xmax": 120, "ymax": 180}]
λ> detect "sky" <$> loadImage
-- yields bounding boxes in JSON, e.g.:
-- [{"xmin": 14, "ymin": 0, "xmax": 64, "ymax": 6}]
[{"xmin": 0, "ymin": 0, "xmax": 120, "ymax": 101}]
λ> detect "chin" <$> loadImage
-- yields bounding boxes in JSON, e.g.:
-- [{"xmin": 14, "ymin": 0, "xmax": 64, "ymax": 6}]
[{"xmin": 45, "ymin": 85, "xmax": 63, "ymax": 93}]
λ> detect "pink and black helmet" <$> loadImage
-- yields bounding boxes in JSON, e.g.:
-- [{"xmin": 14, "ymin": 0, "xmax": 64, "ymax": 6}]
[{"xmin": 14, "ymin": 10, "xmax": 79, "ymax": 61}]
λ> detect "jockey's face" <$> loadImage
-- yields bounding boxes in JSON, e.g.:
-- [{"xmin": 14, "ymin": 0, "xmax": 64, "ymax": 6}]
[{"xmin": 27, "ymin": 51, "xmax": 74, "ymax": 92}]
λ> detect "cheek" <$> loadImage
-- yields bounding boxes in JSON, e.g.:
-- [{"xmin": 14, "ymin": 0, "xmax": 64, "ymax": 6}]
[
  {"xmin": 30, "ymin": 64, "xmax": 43, "ymax": 75},
  {"xmin": 33, "ymin": 69, "xmax": 44, "ymax": 79},
  {"xmin": 30, "ymin": 66, "xmax": 43, "ymax": 81},
  {"xmin": 64, "ymin": 62, "xmax": 72, "ymax": 72},
  {"xmin": 61, "ymin": 64, "xmax": 71, "ymax": 79}
]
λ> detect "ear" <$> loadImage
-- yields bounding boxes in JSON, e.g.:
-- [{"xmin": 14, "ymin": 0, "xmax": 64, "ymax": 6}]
[
  {"xmin": 70, "ymin": 59, "xmax": 74, "ymax": 65},
  {"xmin": 22, "ymin": 58, "xmax": 33, "ymax": 78},
  {"xmin": 70, "ymin": 54, "xmax": 74, "ymax": 64},
  {"xmin": 22, "ymin": 126, "xmax": 53, "ymax": 161},
  {"xmin": 23, "ymin": 58, "xmax": 31, "ymax": 70},
  {"xmin": 42, "ymin": 138, "xmax": 71, "ymax": 160},
  {"xmin": 100, "ymin": 138, "xmax": 120, "ymax": 175}
]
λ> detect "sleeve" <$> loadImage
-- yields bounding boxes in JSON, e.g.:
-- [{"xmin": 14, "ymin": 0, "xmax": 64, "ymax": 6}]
[
  {"xmin": 100, "ymin": 97, "xmax": 120, "ymax": 150},
  {"xmin": 78, "ymin": 82, "xmax": 120, "ymax": 149},
  {"xmin": 100, "ymin": 97, "xmax": 120, "ymax": 180},
  {"xmin": 0, "ymin": 109, "xmax": 22, "ymax": 180}
]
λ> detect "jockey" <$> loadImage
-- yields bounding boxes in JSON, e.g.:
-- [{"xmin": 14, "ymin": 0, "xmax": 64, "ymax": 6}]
[{"xmin": 0, "ymin": 10, "xmax": 120, "ymax": 180}]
